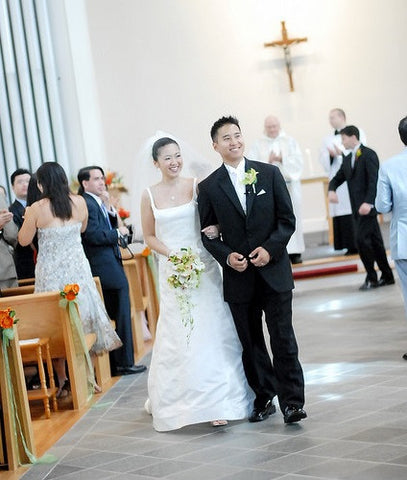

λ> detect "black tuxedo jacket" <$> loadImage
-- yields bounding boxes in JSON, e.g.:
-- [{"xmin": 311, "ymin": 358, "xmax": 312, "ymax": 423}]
[
  {"xmin": 198, "ymin": 159, "xmax": 295, "ymax": 302},
  {"xmin": 81, "ymin": 193, "xmax": 123, "ymax": 287},
  {"xmin": 9, "ymin": 199, "xmax": 35, "ymax": 279},
  {"xmin": 329, "ymin": 144, "xmax": 379, "ymax": 216}
]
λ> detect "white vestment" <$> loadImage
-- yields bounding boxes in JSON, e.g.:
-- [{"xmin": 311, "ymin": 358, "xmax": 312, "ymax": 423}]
[{"xmin": 248, "ymin": 132, "xmax": 305, "ymax": 254}]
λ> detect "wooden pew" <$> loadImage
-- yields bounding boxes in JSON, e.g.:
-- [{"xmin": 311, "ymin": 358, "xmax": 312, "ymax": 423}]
[
  {"xmin": 122, "ymin": 259, "xmax": 146, "ymax": 360},
  {"xmin": 0, "ymin": 292, "xmax": 94, "ymax": 410},
  {"xmin": 133, "ymin": 254, "xmax": 160, "ymax": 340},
  {"xmin": 0, "ymin": 326, "xmax": 35, "ymax": 470},
  {"xmin": 1, "ymin": 284, "xmax": 35, "ymax": 296},
  {"xmin": 1, "ymin": 280, "xmax": 113, "ymax": 391}
]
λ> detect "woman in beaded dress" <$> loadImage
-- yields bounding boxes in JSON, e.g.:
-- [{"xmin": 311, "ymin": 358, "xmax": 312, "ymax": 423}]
[{"xmin": 19, "ymin": 162, "xmax": 122, "ymax": 395}]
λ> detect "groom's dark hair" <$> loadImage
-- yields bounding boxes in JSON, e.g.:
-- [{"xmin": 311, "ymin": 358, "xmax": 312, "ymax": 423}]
[{"xmin": 210, "ymin": 116, "xmax": 240, "ymax": 141}]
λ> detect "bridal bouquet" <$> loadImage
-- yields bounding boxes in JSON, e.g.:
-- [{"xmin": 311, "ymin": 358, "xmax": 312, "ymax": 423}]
[{"xmin": 167, "ymin": 248, "xmax": 205, "ymax": 344}]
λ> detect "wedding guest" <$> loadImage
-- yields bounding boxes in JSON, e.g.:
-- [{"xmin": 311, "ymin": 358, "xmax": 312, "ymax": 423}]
[
  {"xmin": 0, "ymin": 189, "xmax": 18, "ymax": 289},
  {"xmin": 140, "ymin": 136, "xmax": 252, "ymax": 431},
  {"xmin": 328, "ymin": 126, "xmax": 394, "ymax": 290},
  {"xmin": 9, "ymin": 168, "xmax": 35, "ymax": 279},
  {"xmin": 198, "ymin": 116, "xmax": 307, "ymax": 424},
  {"xmin": 78, "ymin": 166, "xmax": 147, "ymax": 377},
  {"xmin": 319, "ymin": 108, "xmax": 366, "ymax": 255},
  {"xmin": 249, "ymin": 115, "xmax": 305, "ymax": 264},
  {"xmin": 19, "ymin": 162, "xmax": 122, "ymax": 395},
  {"xmin": 375, "ymin": 116, "xmax": 407, "ymax": 359}
]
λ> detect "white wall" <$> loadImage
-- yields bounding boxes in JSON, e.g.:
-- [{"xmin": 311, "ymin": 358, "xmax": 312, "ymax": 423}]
[{"xmin": 82, "ymin": 0, "xmax": 407, "ymax": 229}]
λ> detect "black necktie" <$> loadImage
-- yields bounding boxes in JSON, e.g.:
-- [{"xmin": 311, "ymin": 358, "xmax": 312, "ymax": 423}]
[{"xmin": 334, "ymin": 129, "xmax": 340, "ymax": 135}]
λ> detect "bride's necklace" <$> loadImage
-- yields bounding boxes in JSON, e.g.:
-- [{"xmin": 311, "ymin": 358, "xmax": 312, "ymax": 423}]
[{"xmin": 162, "ymin": 180, "xmax": 180, "ymax": 202}]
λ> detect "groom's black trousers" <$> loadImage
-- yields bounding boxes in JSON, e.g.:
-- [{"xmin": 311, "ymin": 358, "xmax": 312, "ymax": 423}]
[{"xmin": 228, "ymin": 272, "xmax": 304, "ymax": 411}]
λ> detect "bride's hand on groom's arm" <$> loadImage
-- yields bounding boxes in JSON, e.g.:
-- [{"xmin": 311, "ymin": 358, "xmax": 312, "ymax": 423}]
[
  {"xmin": 201, "ymin": 224, "xmax": 220, "ymax": 240},
  {"xmin": 227, "ymin": 252, "xmax": 248, "ymax": 272}
]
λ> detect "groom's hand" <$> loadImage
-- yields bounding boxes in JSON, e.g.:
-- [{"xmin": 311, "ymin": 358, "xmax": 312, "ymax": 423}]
[
  {"xmin": 227, "ymin": 252, "xmax": 248, "ymax": 272},
  {"xmin": 249, "ymin": 247, "xmax": 271, "ymax": 268}
]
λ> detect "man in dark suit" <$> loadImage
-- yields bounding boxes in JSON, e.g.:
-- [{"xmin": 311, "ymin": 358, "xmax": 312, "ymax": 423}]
[
  {"xmin": 9, "ymin": 168, "xmax": 36, "ymax": 279},
  {"xmin": 78, "ymin": 166, "xmax": 146, "ymax": 376},
  {"xmin": 328, "ymin": 125, "xmax": 394, "ymax": 291},
  {"xmin": 198, "ymin": 116, "xmax": 306, "ymax": 424}
]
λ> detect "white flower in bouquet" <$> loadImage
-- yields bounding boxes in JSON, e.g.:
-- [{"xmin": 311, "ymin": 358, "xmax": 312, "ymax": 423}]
[{"xmin": 167, "ymin": 247, "xmax": 205, "ymax": 344}]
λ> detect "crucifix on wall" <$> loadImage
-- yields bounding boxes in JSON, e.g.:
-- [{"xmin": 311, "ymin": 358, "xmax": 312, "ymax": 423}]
[{"xmin": 264, "ymin": 21, "xmax": 307, "ymax": 92}]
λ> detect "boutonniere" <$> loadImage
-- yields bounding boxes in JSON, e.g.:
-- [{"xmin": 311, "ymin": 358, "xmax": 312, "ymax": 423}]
[
  {"xmin": 241, "ymin": 168, "xmax": 259, "ymax": 194},
  {"xmin": 356, "ymin": 148, "xmax": 362, "ymax": 159}
]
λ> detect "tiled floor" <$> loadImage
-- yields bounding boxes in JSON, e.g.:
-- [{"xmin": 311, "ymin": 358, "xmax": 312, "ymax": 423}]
[{"xmin": 22, "ymin": 269, "xmax": 407, "ymax": 480}]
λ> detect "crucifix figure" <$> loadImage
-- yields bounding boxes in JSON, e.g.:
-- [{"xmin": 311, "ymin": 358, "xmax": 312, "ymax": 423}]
[{"xmin": 264, "ymin": 21, "xmax": 307, "ymax": 92}]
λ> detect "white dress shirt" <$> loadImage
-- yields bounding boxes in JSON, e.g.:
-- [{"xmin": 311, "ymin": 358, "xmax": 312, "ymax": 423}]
[{"xmin": 224, "ymin": 160, "xmax": 247, "ymax": 214}]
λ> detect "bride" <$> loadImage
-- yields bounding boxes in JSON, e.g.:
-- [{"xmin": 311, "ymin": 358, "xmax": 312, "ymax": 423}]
[{"xmin": 140, "ymin": 136, "xmax": 253, "ymax": 432}]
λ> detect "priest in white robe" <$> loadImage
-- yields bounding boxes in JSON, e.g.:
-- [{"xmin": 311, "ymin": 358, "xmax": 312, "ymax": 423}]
[
  {"xmin": 319, "ymin": 108, "xmax": 366, "ymax": 254},
  {"xmin": 248, "ymin": 115, "xmax": 305, "ymax": 264}
]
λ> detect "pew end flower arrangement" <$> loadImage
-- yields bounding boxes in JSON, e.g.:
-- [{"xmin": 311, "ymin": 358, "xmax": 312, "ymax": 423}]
[
  {"xmin": 0, "ymin": 307, "xmax": 19, "ymax": 346},
  {"xmin": 167, "ymin": 247, "xmax": 205, "ymax": 344},
  {"xmin": 59, "ymin": 284, "xmax": 95, "ymax": 397},
  {"xmin": 0, "ymin": 308, "xmax": 44, "ymax": 465}
]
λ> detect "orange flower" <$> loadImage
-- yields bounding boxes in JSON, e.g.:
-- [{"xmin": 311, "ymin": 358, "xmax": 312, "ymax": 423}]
[
  {"xmin": 0, "ymin": 308, "xmax": 16, "ymax": 329},
  {"xmin": 105, "ymin": 171, "xmax": 114, "ymax": 186},
  {"xmin": 118, "ymin": 207, "xmax": 130, "ymax": 220},
  {"xmin": 65, "ymin": 291, "xmax": 76, "ymax": 301},
  {"xmin": 141, "ymin": 246, "xmax": 151, "ymax": 257},
  {"xmin": 61, "ymin": 283, "xmax": 80, "ymax": 301}
]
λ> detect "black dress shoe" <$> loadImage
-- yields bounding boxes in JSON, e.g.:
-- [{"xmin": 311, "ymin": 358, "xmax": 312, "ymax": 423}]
[
  {"xmin": 378, "ymin": 277, "xmax": 395, "ymax": 287},
  {"xmin": 359, "ymin": 279, "xmax": 378, "ymax": 291},
  {"xmin": 284, "ymin": 405, "xmax": 307, "ymax": 424},
  {"xmin": 249, "ymin": 400, "xmax": 276, "ymax": 422},
  {"xmin": 115, "ymin": 364, "xmax": 147, "ymax": 376},
  {"xmin": 402, "ymin": 353, "xmax": 407, "ymax": 361}
]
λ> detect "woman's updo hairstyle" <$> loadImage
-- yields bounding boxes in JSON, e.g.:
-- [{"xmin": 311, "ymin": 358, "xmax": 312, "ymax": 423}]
[{"xmin": 152, "ymin": 137, "xmax": 179, "ymax": 161}]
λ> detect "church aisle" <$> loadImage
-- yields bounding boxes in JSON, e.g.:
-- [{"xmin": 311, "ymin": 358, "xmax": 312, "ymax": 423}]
[{"xmin": 20, "ymin": 271, "xmax": 407, "ymax": 480}]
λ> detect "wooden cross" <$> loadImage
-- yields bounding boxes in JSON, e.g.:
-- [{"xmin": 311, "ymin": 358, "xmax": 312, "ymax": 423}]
[{"xmin": 264, "ymin": 21, "xmax": 307, "ymax": 92}]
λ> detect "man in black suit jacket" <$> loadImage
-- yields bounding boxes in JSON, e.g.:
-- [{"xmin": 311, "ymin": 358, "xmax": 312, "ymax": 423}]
[
  {"xmin": 9, "ymin": 169, "xmax": 35, "ymax": 279},
  {"xmin": 198, "ymin": 116, "xmax": 306, "ymax": 424},
  {"xmin": 78, "ymin": 166, "xmax": 146, "ymax": 376},
  {"xmin": 329, "ymin": 125, "xmax": 394, "ymax": 290}
]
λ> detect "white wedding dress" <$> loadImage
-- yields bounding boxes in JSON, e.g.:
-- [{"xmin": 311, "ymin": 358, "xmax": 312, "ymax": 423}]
[{"xmin": 146, "ymin": 181, "xmax": 253, "ymax": 431}]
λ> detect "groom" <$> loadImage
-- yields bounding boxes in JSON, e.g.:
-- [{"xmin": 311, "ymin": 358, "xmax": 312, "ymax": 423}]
[{"xmin": 198, "ymin": 116, "xmax": 306, "ymax": 424}]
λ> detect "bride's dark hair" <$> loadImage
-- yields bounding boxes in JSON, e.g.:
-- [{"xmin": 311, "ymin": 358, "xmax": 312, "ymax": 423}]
[
  {"xmin": 36, "ymin": 162, "xmax": 72, "ymax": 220},
  {"xmin": 152, "ymin": 137, "xmax": 179, "ymax": 161}
]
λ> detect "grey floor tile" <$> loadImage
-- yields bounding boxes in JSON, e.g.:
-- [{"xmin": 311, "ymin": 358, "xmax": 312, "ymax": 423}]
[
  {"xmin": 166, "ymin": 463, "xmax": 243, "ymax": 480},
  {"xmin": 221, "ymin": 469, "xmax": 286, "ymax": 479},
  {"xmin": 98, "ymin": 454, "xmax": 162, "ymax": 473},
  {"xmin": 296, "ymin": 458, "xmax": 376, "ymax": 478},
  {"xmin": 131, "ymin": 459, "xmax": 200, "ymax": 477},
  {"xmin": 342, "ymin": 462, "xmax": 407, "ymax": 480},
  {"xmin": 259, "ymin": 453, "xmax": 330, "ymax": 474},
  {"xmin": 47, "ymin": 468, "xmax": 118, "ymax": 480},
  {"xmin": 61, "ymin": 451, "xmax": 129, "ymax": 468}
]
